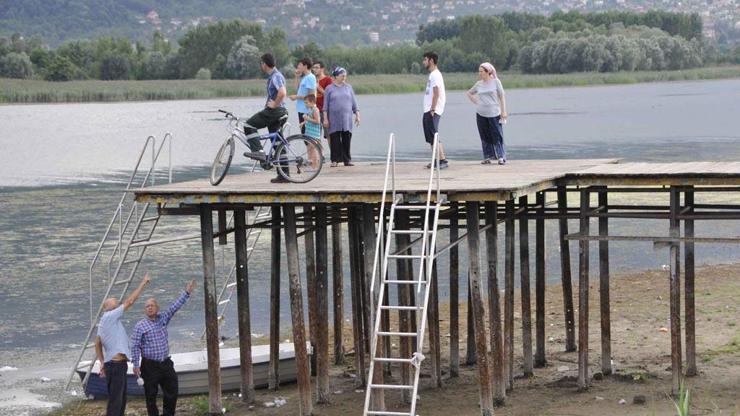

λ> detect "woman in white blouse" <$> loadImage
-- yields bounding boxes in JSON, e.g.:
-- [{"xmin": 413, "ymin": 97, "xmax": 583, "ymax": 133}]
[{"xmin": 465, "ymin": 62, "xmax": 508, "ymax": 165}]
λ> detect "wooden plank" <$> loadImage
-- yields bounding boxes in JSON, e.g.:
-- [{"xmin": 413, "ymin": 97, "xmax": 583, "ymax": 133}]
[
  {"xmin": 535, "ymin": 192, "xmax": 546, "ymax": 368},
  {"xmin": 449, "ymin": 201, "xmax": 460, "ymax": 378},
  {"xmin": 466, "ymin": 201, "xmax": 494, "ymax": 416},
  {"xmin": 557, "ymin": 187, "xmax": 576, "ymax": 352},
  {"xmin": 269, "ymin": 206, "xmax": 281, "ymax": 390},
  {"xmin": 578, "ymin": 189, "xmax": 590, "ymax": 391},
  {"xmin": 598, "ymin": 188, "xmax": 612, "ymax": 376},
  {"xmin": 684, "ymin": 188, "xmax": 697, "ymax": 377},
  {"xmin": 315, "ymin": 205, "xmax": 330, "ymax": 404},
  {"xmin": 199, "ymin": 205, "xmax": 222, "ymax": 415},
  {"xmin": 669, "ymin": 188, "xmax": 683, "ymax": 396},
  {"xmin": 283, "ymin": 205, "xmax": 313, "ymax": 416},
  {"xmin": 519, "ymin": 196, "xmax": 534, "ymax": 377},
  {"xmin": 485, "ymin": 201, "xmax": 506, "ymax": 404},
  {"xmin": 331, "ymin": 207, "xmax": 345, "ymax": 365},
  {"xmin": 234, "ymin": 209, "xmax": 255, "ymax": 403},
  {"xmin": 504, "ymin": 199, "xmax": 515, "ymax": 390}
]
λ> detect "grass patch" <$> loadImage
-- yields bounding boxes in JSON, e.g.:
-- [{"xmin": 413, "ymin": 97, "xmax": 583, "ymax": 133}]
[
  {"xmin": 701, "ymin": 335, "xmax": 740, "ymax": 363},
  {"xmin": 1, "ymin": 66, "xmax": 738, "ymax": 104}
]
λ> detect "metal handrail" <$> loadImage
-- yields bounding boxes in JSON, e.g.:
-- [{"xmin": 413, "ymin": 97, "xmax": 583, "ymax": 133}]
[{"xmin": 369, "ymin": 134, "xmax": 396, "ymax": 311}]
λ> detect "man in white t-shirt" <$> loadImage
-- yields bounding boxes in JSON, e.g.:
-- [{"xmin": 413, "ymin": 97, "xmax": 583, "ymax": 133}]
[{"xmin": 422, "ymin": 51, "xmax": 448, "ymax": 169}]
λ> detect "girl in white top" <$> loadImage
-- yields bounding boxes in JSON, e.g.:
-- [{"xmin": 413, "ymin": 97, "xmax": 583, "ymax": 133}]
[{"xmin": 466, "ymin": 62, "xmax": 508, "ymax": 164}]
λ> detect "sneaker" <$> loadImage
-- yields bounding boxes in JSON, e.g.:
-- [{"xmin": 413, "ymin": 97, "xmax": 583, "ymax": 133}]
[
  {"xmin": 344, "ymin": 162, "xmax": 354, "ymax": 166},
  {"xmin": 244, "ymin": 151, "xmax": 266, "ymax": 161},
  {"xmin": 425, "ymin": 159, "xmax": 449, "ymax": 169},
  {"xmin": 498, "ymin": 158, "xmax": 506, "ymax": 165},
  {"xmin": 270, "ymin": 176, "xmax": 290, "ymax": 183},
  {"xmin": 330, "ymin": 162, "xmax": 338, "ymax": 167},
  {"xmin": 481, "ymin": 159, "xmax": 492, "ymax": 164}
]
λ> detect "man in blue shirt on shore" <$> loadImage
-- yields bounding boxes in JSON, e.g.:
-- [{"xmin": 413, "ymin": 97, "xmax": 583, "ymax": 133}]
[
  {"xmin": 95, "ymin": 273, "xmax": 151, "ymax": 416},
  {"xmin": 130, "ymin": 278, "xmax": 196, "ymax": 416}
]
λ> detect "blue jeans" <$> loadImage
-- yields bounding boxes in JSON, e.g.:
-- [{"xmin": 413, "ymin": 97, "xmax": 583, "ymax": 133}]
[{"xmin": 476, "ymin": 114, "xmax": 506, "ymax": 161}]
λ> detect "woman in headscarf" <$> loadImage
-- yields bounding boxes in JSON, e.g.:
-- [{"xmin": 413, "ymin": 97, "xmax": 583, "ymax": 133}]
[
  {"xmin": 466, "ymin": 62, "xmax": 508, "ymax": 164},
  {"xmin": 323, "ymin": 66, "xmax": 361, "ymax": 167}
]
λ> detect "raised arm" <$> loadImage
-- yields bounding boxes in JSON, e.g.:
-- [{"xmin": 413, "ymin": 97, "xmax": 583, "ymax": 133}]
[
  {"xmin": 161, "ymin": 279, "xmax": 196, "ymax": 325},
  {"xmin": 123, "ymin": 273, "xmax": 151, "ymax": 311}
]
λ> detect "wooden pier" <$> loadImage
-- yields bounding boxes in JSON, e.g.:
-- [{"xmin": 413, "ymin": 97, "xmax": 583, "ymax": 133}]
[{"xmin": 135, "ymin": 159, "xmax": 740, "ymax": 415}]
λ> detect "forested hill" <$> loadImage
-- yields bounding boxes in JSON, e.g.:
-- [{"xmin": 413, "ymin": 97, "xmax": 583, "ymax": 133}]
[{"xmin": 1, "ymin": 0, "xmax": 737, "ymax": 47}]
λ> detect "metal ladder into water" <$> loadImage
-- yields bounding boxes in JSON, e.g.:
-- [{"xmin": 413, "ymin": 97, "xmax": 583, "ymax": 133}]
[{"xmin": 363, "ymin": 134, "xmax": 445, "ymax": 416}]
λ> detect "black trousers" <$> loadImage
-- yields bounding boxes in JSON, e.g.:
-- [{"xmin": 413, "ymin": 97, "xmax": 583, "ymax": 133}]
[
  {"xmin": 244, "ymin": 106, "xmax": 288, "ymax": 152},
  {"xmin": 329, "ymin": 131, "xmax": 352, "ymax": 164},
  {"xmin": 104, "ymin": 360, "xmax": 128, "ymax": 416},
  {"xmin": 141, "ymin": 357, "xmax": 178, "ymax": 416}
]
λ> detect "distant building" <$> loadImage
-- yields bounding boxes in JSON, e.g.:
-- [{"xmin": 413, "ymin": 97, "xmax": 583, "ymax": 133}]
[{"xmin": 368, "ymin": 31, "xmax": 380, "ymax": 42}]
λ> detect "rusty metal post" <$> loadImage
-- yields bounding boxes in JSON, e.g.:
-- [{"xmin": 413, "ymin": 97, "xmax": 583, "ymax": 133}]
[
  {"xmin": 669, "ymin": 188, "xmax": 683, "ymax": 396},
  {"xmin": 504, "ymin": 199, "xmax": 515, "ymax": 390},
  {"xmin": 269, "ymin": 206, "xmax": 281, "ymax": 390},
  {"xmin": 348, "ymin": 207, "xmax": 366, "ymax": 388},
  {"xmin": 234, "ymin": 209, "xmax": 255, "ymax": 403},
  {"xmin": 303, "ymin": 205, "xmax": 318, "ymax": 378},
  {"xmin": 598, "ymin": 187, "xmax": 612, "ymax": 376},
  {"xmin": 485, "ymin": 201, "xmax": 505, "ymax": 404},
  {"xmin": 283, "ymin": 205, "xmax": 313, "ymax": 415},
  {"xmin": 199, "ymin": 205, "xmax": 222, "ymax": 415},
  {"xmin": 578, "ymin": 189, "xmax": 590, "ymax": 391},
  {"xmin": 557, "ymin": 186, "xmax": 576, "ymax": 352},
  {"xmin": 535, "ymin": 192, "xmax": 546, "ymax": 368},
  {"xmin": 449, "ymin": 201, "xmax": 460, "ymax": 377},
  {"xmin": 315, "ymin": 205, "xmax": 330, "ymax": 403},
  {"xmin": 519, "ymin": 195, "xmax": 534, "ymax": 377},
  {"xmin": 331, "ymin": 207, "xmax": 345, "ymax": 365},
  {"xmin": 466, "ymin": 201, "xmax": 494, "ymax": 416},
  {"xmin": 684, "ymin": 187, "xmax": 697, "ymax": 376}
]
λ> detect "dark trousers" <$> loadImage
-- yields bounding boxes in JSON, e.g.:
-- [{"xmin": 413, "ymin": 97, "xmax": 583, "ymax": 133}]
[
  {"xmin": 244, "ymin": 106, "xmax": 288, "ymax": 152},
  {"xmin": 141, "ymin": 357, "xmax": 178, "ymax": 416},
  {"xmin": 298, "ymin": 112, "xmax": 306, "ymax": 134},
  {"xmin": 329, "ymin": 131, "xmax": 352, "ymax": 164},
  {"xmin": 104, "ymin": 361, "xmax": 128, "ymax": 416},
  {"xmin": 475, "ymin": 113, "xmax": 506, "ymax": 161},
  {"xmin": 422, "ymin": 111, "xmax": 441, "ymax": 144}
]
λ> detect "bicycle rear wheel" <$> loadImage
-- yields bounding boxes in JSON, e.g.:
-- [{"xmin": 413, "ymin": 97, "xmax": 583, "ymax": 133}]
[
  {"xmin": 274, "ymin": 135, "xmax": 323, "ymax": 183},
  {"xmin": 210, "ymin": 135, "xmax": 235, "ymax": 186}
]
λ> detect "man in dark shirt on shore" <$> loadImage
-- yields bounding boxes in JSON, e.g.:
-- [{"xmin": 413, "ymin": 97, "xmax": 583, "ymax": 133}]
[{"xmin": 130, "ymin": 278, "xmax": 196, "ymax": 416}]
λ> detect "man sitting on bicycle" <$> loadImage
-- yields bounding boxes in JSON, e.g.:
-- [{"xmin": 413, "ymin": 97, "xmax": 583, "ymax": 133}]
[{"xmin": 243, "ymin": 53, "xmax": 289, "ymax": 166}]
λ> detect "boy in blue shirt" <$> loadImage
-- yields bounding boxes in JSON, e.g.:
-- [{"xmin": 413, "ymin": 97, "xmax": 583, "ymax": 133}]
[{"xmin": 289, "ymin": 57, "xmax": 317, "ymax": 134}]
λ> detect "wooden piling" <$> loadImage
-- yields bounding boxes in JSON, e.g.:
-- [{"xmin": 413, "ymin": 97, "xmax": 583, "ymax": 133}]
[
  {"xmin": 535, "ymin": 192, "xmax": 547, "ymax": 368},
  {"xmin": 449, "ymin": 201, "xmax": 460, "ymax": 377},
  {"xmin": 315, "ymin": 205, "xmax": 330, "ymax": 404},
  {"xmin": 428, "ymin": 261, "xmax": 443, "ymax": 388},
  {"xmin": 234, "ymin": 209, "xmax": 255, "ymax": 404},
  {"xmin": 684, "ymin": 188, "xmax": 697, "ymax": 376},
  {"xmin": 348, "ymin": 207, "xmax": 367, "ymax": 388},
  {"xmin": 519, "ymin": 196, "xmax": 534, "ymax": 377},
  {"xmin": 395, "ymin": 209, "xmax": 412, "ymax": 404},
  {"xmin": 598, "ymin": 188, "xmax": 612, "ymax": 376},
  {"xmin": 331, "ymin": 207, "xmax": 345, "ymax": 365},
  {"xmin": 504, "ymin": 199, "xmax": 515, "ymax": 390},
  {"xmin": 578, "ymin": 189, "xmax": 590, "ymax": 391},
  {"xmin": 466, "ymin": 285, "xmax": 477, "ymax": 365},
  {"xmin": 269, "ymin": 206, "xmax": 281, "ymax": 390},
  {"xmin": 283, "ymin": 205, "xmax": 313, "ymax": 416},
  {"xmin": 217, "ymin": 208, "xmax": 227, "ymax": 245},
  {"xmin": 485, "ymin": 201, "xmax": 506, "ymax": 404},
  {"xmin": 360, "ymin": 205, "xmax": 374, "ymax": 356},
  {"xmin": 303, "ymin": 205, "xmax": 318, "ymax": 378},
  {"xmin": 557, "ymin": 186, "xmax": 577, "ymax": 352},
  {"xmin": 466, "ymin": 201, "xmax": 494, "ymax": 416},
  {"xmin": 669, "ymin": 188, "xmax": 683, "ymax": 396},
  {"xmin": 199, "ymin": 205, "xmax": 222, "ymax": 415}
]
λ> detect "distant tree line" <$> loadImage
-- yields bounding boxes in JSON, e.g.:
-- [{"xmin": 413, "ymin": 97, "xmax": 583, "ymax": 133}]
[{"xmin": 1, "ymin": 10, "xmax": 738, "ymax": 81}]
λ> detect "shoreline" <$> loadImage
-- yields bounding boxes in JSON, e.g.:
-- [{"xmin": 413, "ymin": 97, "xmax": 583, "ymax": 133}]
[
  {"xmin": 1, "ymin": 66, "xmax": 739, "ymax": 104},
  {"xmin": 38, "ymin": 261, "xmax": 740, "ymax": 415}
]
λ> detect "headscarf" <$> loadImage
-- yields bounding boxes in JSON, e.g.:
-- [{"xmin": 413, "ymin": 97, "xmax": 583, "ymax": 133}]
[
  {"xmin": 480, "ymin": 62, "xmax": 497, "ymax": 79},
  {"xmin": 332, "ymin": 66, "xmax": 347, "ymax": 77}
]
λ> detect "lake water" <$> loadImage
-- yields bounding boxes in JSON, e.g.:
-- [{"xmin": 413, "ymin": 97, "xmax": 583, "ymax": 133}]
[{"xmin": 1, "ymin": 79, "xmax": 739, "ymax": 414}]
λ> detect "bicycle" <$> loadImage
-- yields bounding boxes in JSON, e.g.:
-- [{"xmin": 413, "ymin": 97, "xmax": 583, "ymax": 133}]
[{"xmin": 210, "ymin": 109, "xmax": 323, "ymax": 186}]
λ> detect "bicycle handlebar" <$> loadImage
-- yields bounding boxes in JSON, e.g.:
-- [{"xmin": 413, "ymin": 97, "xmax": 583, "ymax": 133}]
[{"xmin": 218, "ymin": 109, "xmax": 236, "ymax": 120}]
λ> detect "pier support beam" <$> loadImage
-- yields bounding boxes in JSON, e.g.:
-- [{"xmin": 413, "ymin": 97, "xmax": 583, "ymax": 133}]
[
  {"xmin": 199, "ymin": 205, "xmax": 222, "ymax": 415},
  {"xmin": 449, "ymin": 201, "xmax": 460, "ymax": 377},
  {"xmin": 598, "ymin": 187, "xmax": 612, "ymax": 376},
  {"xmin": 303, "ymin": 206, "xmax": 318, "ymax": 378},
  {"xmin": 504, "ymin": 199, "xmax": 515, "ymax": 390},
  {"xmin": 348, "ymin": 207, "xmax": 367, "ymax": 388},
  {"xmin": 234, "ymin": 209, "xmax": 255, "ymax": 404},
  {"xmin": 395, "ymin": 210, "xmax": 413, "ymax": 404},
  {"xmin": 331, "ymin": 207, "xmax": 345, "ymax": 365},
  {"xmin": 519, "ymin": 196, "xmax": 534, "ymax": 377},
  {"xmin": 426, "ymin": 214, "xmax": 442, "ymax": 388},
  {"xmin": 669, "ymin": 188, "xmax": 683, "ymax": 396},
  {"xmin": 315, "ymin": 205, "xmax": 330, "ymax": 404},
  {"xmin": 578, "ymin": 189, "xmax": 590, "ymax": 391},
  {"xmin": 557, "ymin": 187, "xmax": 577, "ymax": 352},
  {"xmin": 535, "ymin": 192, "xmax": 546, "ymax": 368},
  {"xmin": 283, "ymin": 205, "xmax": 313, "ymax": 416},
  {"xmin": 466, "ymin": 201, "xmax": 493, "ymax": 416},
  {"xmin": 485, "ymin": 201, "xmax": 506, "ymax": 404},
  {"xmin": 684, "ymin": 187, "xmax": 697, "ymax": 377},
  {"xmin": 269, "ymin": 206, "xmax": 281, "ymax": 390}
]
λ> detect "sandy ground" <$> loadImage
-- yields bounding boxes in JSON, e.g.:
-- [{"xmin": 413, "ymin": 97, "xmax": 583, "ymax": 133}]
[{"xmin": 52, "ymin": 263, "xmax": 739, "ymax": 416}]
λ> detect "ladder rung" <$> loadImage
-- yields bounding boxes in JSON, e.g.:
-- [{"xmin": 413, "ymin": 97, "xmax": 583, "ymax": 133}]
[
  {"xmin": 367, "ymin": 411, "xmax": 412, "ymax": 416},
  {"xmin": 218, "ymin": 299, "xmax": 230, "ymax": 305},
  {"xmin": 122, "ymin": 258, "xmax": 141, "ymax": 265},
  {"xmin": 373, "ymin": 357, "xmax": 414, "ymax": 363},
  {"xmin": 141, "ymin": 216, "xmax": 159, "ymax": 223},
  {"xmin": 389, "ymin": 229, "xmax": 431, "ymax": 234},
  {"xmin": 387, "ymin": 254, "xmax": 424, "ymax": 259},
  {"xmin": 384, "ymin": 280, "xmax": 426, "ymax": 285},
  {"xmin": 114, "ymin": 278, "xmax": 133, "ymax": 285},
  {"xmin": 226, "ymin": 282, "xmax": 237, "ymax": 288},
  {"xmin": 86, "ymin": 342, "xmax": 95, "ymax": 349},
  {"xmin": 369, "ymin": 383, "xmax": 415, "ymax": 390},
  {"xmin": 377, "ymin": 331, "xmax": 417, "ymax": 337},
  {"xmin": 379, "ymin": 305, "xmax": 423, "ymax": 310},
  {"xmin": 395, "ymin": 204, "xmax": 432, "ymax": 210}
]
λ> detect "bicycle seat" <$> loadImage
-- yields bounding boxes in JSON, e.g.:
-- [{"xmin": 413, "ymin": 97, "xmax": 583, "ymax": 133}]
[{"xmin": 278, "ymin": 114, "xmax": 289, "ymax": 127}]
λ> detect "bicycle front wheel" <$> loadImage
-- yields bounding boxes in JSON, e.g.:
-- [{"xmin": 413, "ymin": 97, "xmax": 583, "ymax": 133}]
[
  {"xmin": 210, "ymin": 135, "xmax": 235, "ymax": 186},
  {"xmin": 274, "ymin": 135, "xmax": 323, "ymax": 183}
]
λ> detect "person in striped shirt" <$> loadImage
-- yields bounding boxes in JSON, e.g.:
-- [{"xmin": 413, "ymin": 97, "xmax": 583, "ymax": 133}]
[{"xmin": 130, "ymin": 278, "xmax": 196, "ymax": 416}]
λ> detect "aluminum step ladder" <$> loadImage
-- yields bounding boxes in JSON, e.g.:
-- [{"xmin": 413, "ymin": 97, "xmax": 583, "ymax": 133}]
[
  {"xmin": 363, "ymin": 134, "xmax": 445, "ymax": 416},
  {"xmin": 65, "ymin": 134, "xmax": 173, "ymax": 391}
]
